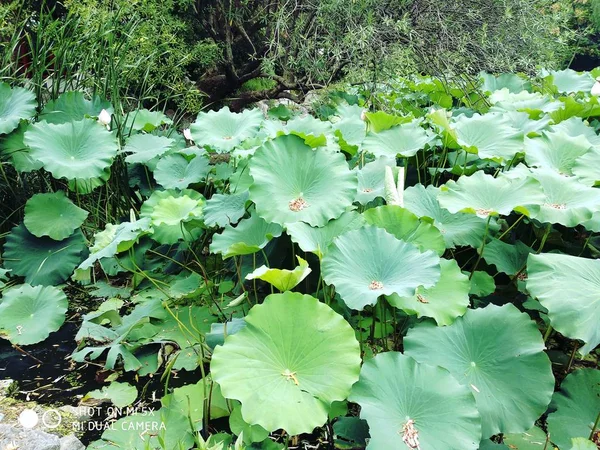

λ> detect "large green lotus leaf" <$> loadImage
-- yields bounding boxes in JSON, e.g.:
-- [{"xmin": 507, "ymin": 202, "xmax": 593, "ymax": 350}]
[
  {"xmin": 527, "ymin": 169, "xmax": 600, "ymax": 226},
  {"xmin": 547, "ymin": 369, "xmax": 600, "ymax": 449},
  {"xmin": 140, "ymin": 189, "xmax": 204, "ymax": 244},
  {"xmin": 354, "ymin": 156, "xmax": 397, "ymax": 204},
  {"xmin": 211, "ymin": 292, "xmax": 361, "ymax": 435},
  {"xmin": 502, "ymin": 426, "xmax": 549, "ymax": 450},
  {"xmin": 349, "ymin": 352, "xmax": 481, "ymax": 450},
  {"xmin": 123, "ymin": 108, "xmax": 172, "ymax": 133},
  {"xmin": 321, "ymin": 226, "xmax": 441, "ymax": 310},
  {"xmin": 0, "ymin": 122, "xmax": 42, "ymax": 172},
  {"xmin": 489, "ymin": 89, "xmax": 562, "ymax": 115},
  {"xmin": 573, "ymin": 150, "xmax": 600, "ymax": 186},
  {"xmin": 79, "ymin": 218, "xmax": 152, "ymax": 270},
  {"xmin": 249, "ymin": 135, "xmax": 357, "ymax": 227},
  {"xmin": 438, "ymin": 171, "xmax": 544, "ymax": 218},
  {"xmin": 161, "ymin": 378, "xmax": 213, "ymax": 431},
  {"xmin": 191, "ymin": 107, "xmax": 262, "ymax": 153},
  {"xmin": 363, "ymin": 205, "xmax": 446, "ymax": 255},
  {"xmin": 3, "ymin": 224, "xmax": 87, "ymax": 285},
  {"xmin": 404, "ymin": 184, "xmax": 495, "ymax": 248},
  {"xmin": 286, "ymin": 210, "xmax": 366, "ymax": 259},
  {"xmin": 482, "ymin": 239, "xmax": 532, "ymax": 276},
  {"xmin": 153, "ymin": 305, "xmax": 216, "ymax": 348},
  {"xmin": 0, "ymin": 284, "xmax": 67, "ymax": 345},
  {"xmin": 526, "ymin": 253, "xmax": 600, "ymax": 355},
  {"xmin": 203, "ymin": 191, "xmax": 249, "ymax": 227},
  {"xmin": 0, "ymin": 83, "xmax": 36, "ymax": 134},
  {"xmin": 387, "ymin": 258, "xmax": 470, "ymax": 326},
  {"xmin": 24, "ymin": 118, "xmax": 118, "ymax": 180},
  {"xmin": 480, "ymin": 72, "xmax": 531, "ymax": 94},
  {"xmin": 453, "ymin": 113, "xmax": 524, "ymax": 161},
  {"xmin": 502, "ymin": 111, "xmax": 551, "ymax": 136},
  {"xmin": 154, "ymin": 152, "xmax": 210, "ymax": 189},
  {"xmin": 150, "ymin": 193, "xmax": 205, "ymax": 226},
  {"xmin": 405, "ymin": 303, "xmax": 554, "ymax": 437},
  {"xmin": 551, "ymin": 117, "xmax": 600, "ymax": 146},
  {"xmin": 524, "ymin": 131, "xmax": 592, "ymax": 175},
  {"xmin": 246, "ymin": 256, "xmax": 311, "ymax": 292},
  {"xmin": 210, "ymin": 212, "xmax": 283, "ymax": 258},
  {"xmin": 361, "ymin": 121, "xmax": 430, "ymax": 158},
  {"xmin": 364, "ymin": 110, "xmax": 412, "ymax": 133},
  {"xmin": 332, "ymin": 104, "xmax": 366, "ymax": 148},
  {"xmin": 263, "ymin": 115, "xmax": 332, "ymax": 148},
  {"xmin": 123, "ymin": 133, "xmax": 174, "ymax": 164},
  {"xmin": 547, "ymin": 69, "xmax": 595, "ymax": 94},
  {"xmin": 24, "ymin": 191, "xmax": 88, "ymax": 240},
  {"xmin": 40, "ymin": 91, "xmax": 112, "ymax": 124}
]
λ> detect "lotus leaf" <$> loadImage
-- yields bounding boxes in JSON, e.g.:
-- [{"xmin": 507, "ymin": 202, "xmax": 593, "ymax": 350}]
[
  {"xmin": 482, "ymin": 239, "xmax": 532, "ymax": 276},
  {"xmin": 210, "ymin": 212, "xmax": 283, "ymax": 258},
  {"xmin": 438, "ymin": 170, "xmax": 544, "ymax": 218},
  {"xmin": 191, "ymin": 107, "xmax": 262, "ymax": 153},
  {"xmin": 502, "ymin": 426, "xmax": 549, "ymax": 450},
  {"xmin": 249, "ymin": 135, "xmax": 357, "ymax": 227},
  {"xmin": 349, "ymin": 352, "xmax": 481, "ymax": 450},
  {"xmin": 24, "ymin": 118, "xmax": 118, "ymax": 181},
  {"xmin": 405, "ymin": 303, "xmax": 554, "ymax": 437},
  {"xmin": 387, "ymin": 258, "xmax": 470, "ymax": 325},
  {"xmin": 363, "ymin": 205, "xmax": 445, "ymax": 255},
  {"xmin": 0, "ymin": 83, "xmax": 36, "ymax": 134},
  {"xmin": 211, "ymin": 292, "xmax": 361, "ymax": 435},
  {"xmin": 547, "ymin": 69, "xmax": 595, "ymax": 94},
  {"xmin": 86, "ymin": 382, "xmax": 138, "ymax": 408},
  {"xmin": 524, "ymin": 131, "xmax": 592, "ymax": 175},
  {"xmin": 3, "ymin": 224, "xmax": 87, "ymax": 285},
  {"xmin": 203, "ymin": 191, "xmax": 249, "ymax": 227},
  {"xmin": 354, "ymin": 156, "xmax": 397, "ymax": 204},
  {"xmin": 40, "ymin": 91, "xmax": 112, "ymax": 124},
  {"xmin": 24, "ymin": 191, "xmax": 88, "ymax": 240},
  {"xmin": 321, "ymin": 226, "xmax": 441, "ymax": 310},
  {"xmin": 361, "ymin": 121, "xmax": 430, "ymax": 157},
  {"xmin": 154, "ymin": 153, "xmax": 210, "ymax": 189},
  {"xmin": 123, "ymin": 108, "xmax": 172, "ymax": 132},
  {"xmin": 0, "ymin": 122, "xmax": 42, "ymax": 172},
  {"xmin": 453, "ymin": 112, "xmax": 524, "ymax": 161},
  {"xmin": 286, "ymin": 210, "xmax": 366, "ymax": 259},
  {"xmin": 527, "ymin": 252, "xmax": 600, "ymax": 354},
  {"xmin": 547, "ymin": 369, "xmax": 600, "ymax": 450},
  {"xmin": 246, "ymin": 255, "xmax": 311, "ymax": 291},
  {"xmin": 404, "ymin": 184, "xmax": 496, "ymax": 248},
  {"xmin": 123, "ymin": 133, "xmax": 175, "ymax": 165},
  {"xmin": 0, "ymin": 284, "xmax": 67, "ymax": 345},
  {"xmin": 78, "ymin": 218, "xmax": 152, "ymax": 270}
]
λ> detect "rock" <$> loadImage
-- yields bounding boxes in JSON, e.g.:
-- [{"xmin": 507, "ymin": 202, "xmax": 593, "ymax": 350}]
[
  {"xmin": 0, "ymin": 423, "xmax": 60, "ymax": 450},
  {"xmin": 59, "ymin": 434, "xmax": 85, "ymax": 450}
]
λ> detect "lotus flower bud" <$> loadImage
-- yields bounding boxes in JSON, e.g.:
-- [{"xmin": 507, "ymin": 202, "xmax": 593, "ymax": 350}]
[
  {"xmin": 97, "ymin": 109, "xmax": 111, "ymax": 128},
  {"xmin": 360, "ymin": 110, "xmax": 367, "ymax": 121},
  {"xmin": 183, "ymin": 128, "xmax": 193, "ymax": 142},
  {"xmin": 591, "ymin": 77, "xmax": 600, "ymax": 96}
]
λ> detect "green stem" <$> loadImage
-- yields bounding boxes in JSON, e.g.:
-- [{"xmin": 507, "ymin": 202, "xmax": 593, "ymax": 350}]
[
  {"xmin": 497, "ymin": 214, "xmax": 525, "ymax": 241},
  {"xmin": 543, "ymin": 325, "xmax": 553, "ymax": 343},
  {"xmin": 537, "ymin": 223, "xmax": 552, "ymax": 254},
  {"xmin": 469, "ymin": 216, "xmax": 492, "ymax": 279},
  {"xmin": 589, "ymin": 410, "xmax": 600, "ymax": 440}
]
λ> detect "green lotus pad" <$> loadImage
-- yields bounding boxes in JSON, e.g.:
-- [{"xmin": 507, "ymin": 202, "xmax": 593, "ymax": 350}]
[
  {"xmin": 349, "ymin": 352, "xmax": 481, "ymax": 450},
  {"xmin": 24, "ymin": 118, "xmax": 118, "ymax": 181},
  {"xmin": 249, "ymin": 134, "xmax": 357, "ymax": 227},
  {"xmin": 0, "ymin": 284, "xmax": 68, "ymax": 345},
  {"xmin": 211, "ymin": 292, "xmax": 361, "ymax": 435},
  {"xmin": 24, "ymin": 191, "xmax": 89, "ymax": 240},
  {"xmin": 0, "ymin": 83, "xmax": 36, "ymax": 134},
  {"xmin": 405, "ymin": 303, "xmax": 554, "ymax": 437},
  {"xmin": 321, "ymin": 226, "xmax": 441, "ymax": 310},
  {"xmin": 527, "ymin": 252, "xmax": 600, "ymax": 355}
]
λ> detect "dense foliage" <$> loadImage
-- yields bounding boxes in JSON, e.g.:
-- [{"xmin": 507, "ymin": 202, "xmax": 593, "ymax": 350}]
[
  {"xmin": 0, "ymin": 0, "xmax": 583, "ymax": 112},
  {"xmin": 1, "ymin": 66, "xmax": 600, "ymax": 449}
]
